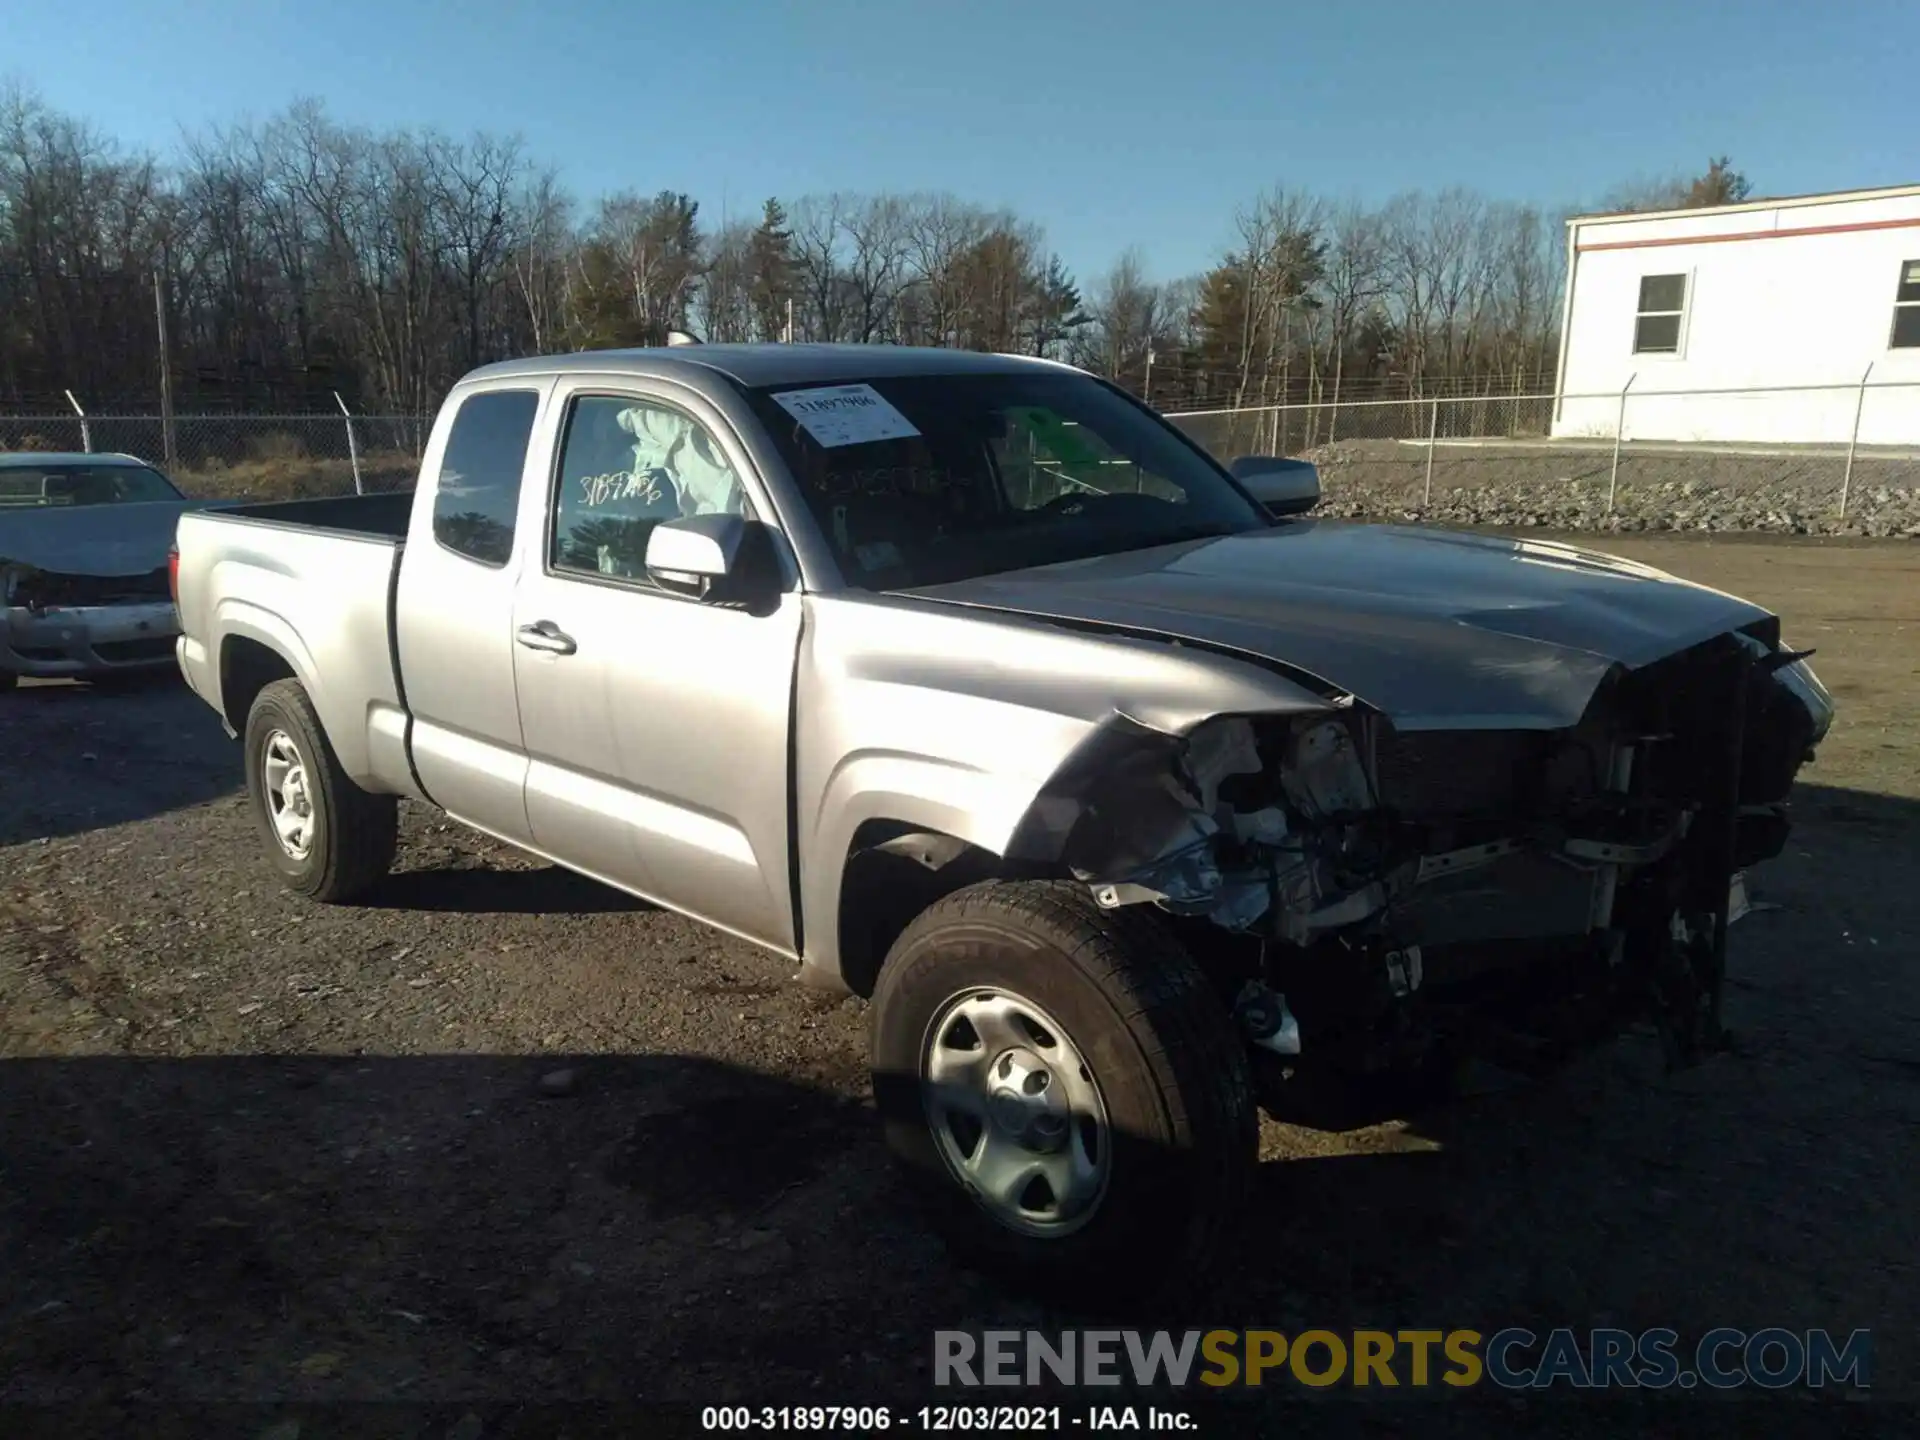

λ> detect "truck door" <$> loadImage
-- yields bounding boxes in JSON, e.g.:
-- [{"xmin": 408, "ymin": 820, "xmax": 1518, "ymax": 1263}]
[
  {"xmin": 510, "ymin": 382, "xmax": 804, "ymax": 954},
  {"xmin": 394, "ymin": 382, "xmax": 552, "ymax": 845}
]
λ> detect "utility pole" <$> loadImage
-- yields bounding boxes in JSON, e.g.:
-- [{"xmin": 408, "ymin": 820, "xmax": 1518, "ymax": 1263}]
[
  {"xmin": 1144, "ymin": 346, "xmax": 1155, "ymax": 406},
  {"xmin": 783, "ymin": 296, "xmax": 794, "ymax": 344},
  {"xmin": 153, "ymin": 267, "xmax": 178, "ymax": 471}
]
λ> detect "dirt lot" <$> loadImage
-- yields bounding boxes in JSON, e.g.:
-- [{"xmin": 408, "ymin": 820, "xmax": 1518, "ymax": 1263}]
[{"xmin": 2, "ymin": 533, "xmax": 1917, "ymax": 1431}]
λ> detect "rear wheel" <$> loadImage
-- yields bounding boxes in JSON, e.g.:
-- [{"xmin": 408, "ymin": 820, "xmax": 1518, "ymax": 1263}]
[
  {"xmin": 869, "ymin": 879, "xmax": 1257, "ymax": 1300},
  {"xmin": 243, "ymin": 678, "xmax": 398, "ymax": 902}
]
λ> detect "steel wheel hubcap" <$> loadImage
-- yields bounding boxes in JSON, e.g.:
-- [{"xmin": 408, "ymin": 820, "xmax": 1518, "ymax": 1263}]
[
  {"xmin": 261, "ymin": 729, "xmax": 315, "ymax": 860},
  {"xmin": 922, "ymin": 989, "xmax": 1110, "ymax": 1237}
]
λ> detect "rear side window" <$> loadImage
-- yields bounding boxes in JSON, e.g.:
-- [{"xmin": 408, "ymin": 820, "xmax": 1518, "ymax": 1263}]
[{"xmin": 432, "ymin": 389, "xmax": 540, "ymax": 566}]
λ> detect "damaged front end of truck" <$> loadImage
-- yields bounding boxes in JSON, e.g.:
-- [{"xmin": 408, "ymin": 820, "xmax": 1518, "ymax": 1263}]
[{"xmin": 1046, "ymin": 623, "xmax": 1835, "ymax": 1094}]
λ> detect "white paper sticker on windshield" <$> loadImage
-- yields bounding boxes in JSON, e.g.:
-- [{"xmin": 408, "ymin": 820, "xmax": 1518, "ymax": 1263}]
[{"xmin": 769, "ymin": 384, "xmax": 921, "ymax": 449}]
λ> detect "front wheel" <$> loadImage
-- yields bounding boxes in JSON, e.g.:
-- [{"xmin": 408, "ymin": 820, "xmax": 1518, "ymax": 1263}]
[
  {"xmin": 869, "ymin": 880, "xmax": 1257, "ymax": 1300},
  {"xmin": 243, "ymin": 678, "xmax": 398, "ymax": 903}
]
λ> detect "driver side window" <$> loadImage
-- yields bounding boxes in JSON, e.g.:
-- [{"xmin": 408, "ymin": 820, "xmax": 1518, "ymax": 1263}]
[{"xmin": 550, "ymin": 394, "xmax": 746, "ymax": 583}]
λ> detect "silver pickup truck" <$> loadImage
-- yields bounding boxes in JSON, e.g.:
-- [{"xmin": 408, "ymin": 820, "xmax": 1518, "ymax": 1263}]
[{"xmin": 172, "ymin": 344, "xmax": 1834, "ymax": 1293}]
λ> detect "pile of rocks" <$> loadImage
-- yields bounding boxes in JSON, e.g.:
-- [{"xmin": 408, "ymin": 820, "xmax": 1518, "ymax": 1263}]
[{"xmin": 1304, "ymin": 441, "xmax": 1920, "ymax": 537}]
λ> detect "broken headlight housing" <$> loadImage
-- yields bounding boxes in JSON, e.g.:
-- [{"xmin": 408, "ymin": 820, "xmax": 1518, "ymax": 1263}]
[
  {"xmin": 1073, "ymin": 712, "xmax": 1409, "ymax": 943},
  {"xmin": 1771, "ymin": 645, "xmax": 1834, "ymax": 747}
]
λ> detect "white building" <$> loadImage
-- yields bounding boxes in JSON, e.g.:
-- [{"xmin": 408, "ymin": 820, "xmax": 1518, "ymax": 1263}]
[{"xmin": 1552, "ymin": 184, "xmax": 1920, "ymax": 445}]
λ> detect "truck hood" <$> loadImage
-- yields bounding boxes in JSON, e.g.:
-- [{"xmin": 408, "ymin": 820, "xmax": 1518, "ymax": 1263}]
[
  {"xmin": 901, "ymin": 521, "xmax": 1773, "ymax": 730},
  {"xmin": 0, "ymin": 499, "xmax": 224, "ymax": 579}
]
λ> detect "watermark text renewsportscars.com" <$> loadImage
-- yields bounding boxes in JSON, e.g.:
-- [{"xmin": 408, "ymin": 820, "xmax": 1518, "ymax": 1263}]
[{"xmin": 934, "ymin": 1328, "xmax": 1872, "ymax": 1391}]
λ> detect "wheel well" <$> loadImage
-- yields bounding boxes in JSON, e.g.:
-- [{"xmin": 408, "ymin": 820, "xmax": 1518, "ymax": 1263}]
[
  {"xmin": 220, "ymin": 636, "xmax": 297, "ymax": 733},
  {"xmin": 836, "ymin": 822, "xmax": 1020, "ymax": 999},
  {"xmin": 833, "ymin": 821, "xmax": 1264, "ymax": 1006}
]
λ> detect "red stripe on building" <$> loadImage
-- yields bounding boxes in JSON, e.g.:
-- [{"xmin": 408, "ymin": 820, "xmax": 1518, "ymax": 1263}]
[{"xmin": 1578, "ymin": 214, "xmax": 1920, "ymax": 252}]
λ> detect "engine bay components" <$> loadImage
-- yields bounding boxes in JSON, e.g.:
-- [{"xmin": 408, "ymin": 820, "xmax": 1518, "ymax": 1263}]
[{"xmin": 1059, "ymin": 628, "xmax": 1832, "ymax": 1070}]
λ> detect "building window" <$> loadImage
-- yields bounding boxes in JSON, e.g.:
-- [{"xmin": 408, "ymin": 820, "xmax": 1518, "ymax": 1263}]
[
  {"xmin": 1892, "ymin": 260, "xmax": 1920, "ymax": 349},
  {"xmin": 1633, "ymin": 274, "xmax": 1687, "ymax": 355}
]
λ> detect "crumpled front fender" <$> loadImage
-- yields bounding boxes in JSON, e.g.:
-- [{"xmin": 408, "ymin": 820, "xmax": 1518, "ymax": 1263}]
[{"xmin": 792, "ymin": 593, "xmax": 1339, "ymax": 991}]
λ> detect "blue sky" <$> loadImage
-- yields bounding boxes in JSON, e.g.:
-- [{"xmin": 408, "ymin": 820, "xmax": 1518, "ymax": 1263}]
[{"xmin": 6, "ymin": 0, "xmax": 1913, "ymax": 284}]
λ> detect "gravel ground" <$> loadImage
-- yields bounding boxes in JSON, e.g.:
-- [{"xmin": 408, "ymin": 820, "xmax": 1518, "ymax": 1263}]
[
  {"xmin": 1307, "ymin": 440, "xmax": 1920, "ymax": 538},
  {"xmin": 2, "ymin": 534, "xmax": 1917, "ymax": 1433}
]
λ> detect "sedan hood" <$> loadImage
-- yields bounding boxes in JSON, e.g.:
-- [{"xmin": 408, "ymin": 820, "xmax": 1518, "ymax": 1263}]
[
  {"xmin": 0, "ymin": 499, "xmax": 223, "ymax": 579},
  {"xmin": 902, "ymin": 522, "xmax": 1772, "ymax": 730}
]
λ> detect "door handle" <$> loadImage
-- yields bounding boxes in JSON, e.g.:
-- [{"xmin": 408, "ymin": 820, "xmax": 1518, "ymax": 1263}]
[{"xmin": 516, "ymin": 621, "xmax": 577, "ymax": 655}]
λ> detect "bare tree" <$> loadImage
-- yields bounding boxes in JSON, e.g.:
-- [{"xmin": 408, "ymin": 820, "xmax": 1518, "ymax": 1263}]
[
  {"xmin": 1319, "ymin": 200, "xmax": 1386, "ymax": 415},
  {"xmin": 788, "ymin": 194, "xmax": 847, "ymax": 343},
  {"xmin": 431, "ymin": 132, "xmax": 523, "ymax": 371},
  {"xmin": 840, "ymin": 193, "xmax": 909, "ymax": 343},
  {"xmin": 1083, "ymin": 249, "xmax": 1162, "ymax": 386},
  {"xmin": 902, "ymin": 193, "xmax": 989, "ymax": 347},
  {"xmin": 510, "ymin": 167, "xmax": 575, "ymax": 354},
  {"xmin": 8, "ymin": 82, "xmax": 1697, "ymax": 419},
  {"xmin": 696, "ymin": 220, "xmax": 755, "ymax": 342}
]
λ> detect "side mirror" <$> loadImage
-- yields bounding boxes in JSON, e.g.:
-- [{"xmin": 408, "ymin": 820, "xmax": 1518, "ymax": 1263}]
[
  {"xmin": 1230, "ymin": 456, "xmax": 1320, "ymax": 517},
  {"xmin": 644, "ymin": 512, "xmax": 780, "ymax": 608}
]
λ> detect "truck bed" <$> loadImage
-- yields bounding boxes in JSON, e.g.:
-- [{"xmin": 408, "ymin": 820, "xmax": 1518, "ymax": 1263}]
[
  {"xmin": 204, "ymin": 490, "xmax": 414, "ymax": 540},
  {"xmin": 172, "ymin": 491, "xmax": 416, "ymax": 797}
]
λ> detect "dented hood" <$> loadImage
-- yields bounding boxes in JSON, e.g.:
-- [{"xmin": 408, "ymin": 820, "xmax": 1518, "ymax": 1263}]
[
  {"xmin": 0, "ymin": 500, "xmax": 219, "ymax": 579},
  {"xmin": 903, "ymin": 522, "xmax": 1772, "ymax": 730}
]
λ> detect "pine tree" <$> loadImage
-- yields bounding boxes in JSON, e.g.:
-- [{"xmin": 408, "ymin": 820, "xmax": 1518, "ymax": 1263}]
[
  {"xmin": 1023, "ymin": 254, "xmax": 1088, "ymax": 357},
  {"xmin": 747, "ymin": 198, "xmax": 798, "ymax": 341},
  {"xmin": 1684, "ymin": 157, "xmax": 1753, "ymax": 208}
]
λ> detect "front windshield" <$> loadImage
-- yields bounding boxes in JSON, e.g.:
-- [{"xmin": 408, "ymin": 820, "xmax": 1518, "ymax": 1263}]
[
  {"xmin": 0, "ymin": 462, "xmax": 183, "ymax": 508},
  {"xmin": 739, "ymin": 371, "xmax": 1269, "ymax": 589}
]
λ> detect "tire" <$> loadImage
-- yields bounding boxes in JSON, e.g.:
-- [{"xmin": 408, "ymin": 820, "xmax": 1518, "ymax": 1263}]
[
  {"xmin": 869, "ymin": 879, "xmax": 1257, "ymax": 1301},
  {"xmin": 242, "ymin": 678, "xmax": 398, "ymax": 902}
]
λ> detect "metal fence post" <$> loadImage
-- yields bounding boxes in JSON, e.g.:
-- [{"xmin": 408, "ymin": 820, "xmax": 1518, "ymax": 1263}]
[
  {"xmin": 154, "ymin": 271, "xmax": 179, "ymax": 472},
  {"xmin": 334, "ymin": 391, "xmax": 364, "ymax": 496},
  {"xmin": 1607, "ymin": 373, "xmax": 1637, "ymax": 513},
  {"xmin": 1839, "ymin": 362, "xmax": 1874, "ymax": 519},
  {"xmin": 64, "ymin": 390, "xmax": 91, "ymax": 453},
  {"xmin": 1423, "ymin": 397, "xmax": 1439, "ymax": 509}
]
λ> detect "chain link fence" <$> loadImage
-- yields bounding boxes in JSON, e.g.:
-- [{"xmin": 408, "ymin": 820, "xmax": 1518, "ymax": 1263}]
[
  {"xmin": 1166, "ymin": 382, "xmax": 1920, "ymax": 536},
  {"xmin": 6, "ymin": 380, "xmax": 1920, "ymax": 535},
  {"xmin": 1168, "ymin": 393, "xmax": 1559, "ymax": 466},
  {"xmin": 0, "ymin": 411, "xmax": 430, "ymax": 500}
]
